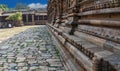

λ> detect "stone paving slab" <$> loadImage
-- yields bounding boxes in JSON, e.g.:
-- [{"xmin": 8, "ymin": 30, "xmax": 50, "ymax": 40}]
[{"xmin": 0, "ymin": 26, "xmax": 65, "ymax": 71}]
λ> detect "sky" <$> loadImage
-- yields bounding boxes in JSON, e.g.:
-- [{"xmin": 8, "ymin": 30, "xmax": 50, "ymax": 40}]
[{"xmin": 0, "ymin": 0, "xmax": 48, "ymax": 8}]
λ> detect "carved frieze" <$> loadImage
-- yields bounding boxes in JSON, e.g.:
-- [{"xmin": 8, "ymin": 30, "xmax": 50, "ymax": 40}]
[
  {"xmin": 78, "ymin": 0, "xmax": 120, "ymax": 12},
  {"xmin": 77, "ymin": 25, "xmax": 120, "ymax": 44}
]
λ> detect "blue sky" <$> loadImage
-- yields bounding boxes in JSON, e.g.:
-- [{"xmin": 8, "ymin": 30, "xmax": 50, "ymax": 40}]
[{"xmin": 0, "ymin": 0, "xmax": 48, "ymax": 8}]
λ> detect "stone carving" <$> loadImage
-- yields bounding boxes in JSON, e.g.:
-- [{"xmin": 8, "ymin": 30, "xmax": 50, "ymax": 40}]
[
  {"xmin": 78, "ymin": 25, "xmax": 120, "ymax": 44},
  {"xmin": 47, "ymin": 0, "xmax": 120, "ymax": 71}
]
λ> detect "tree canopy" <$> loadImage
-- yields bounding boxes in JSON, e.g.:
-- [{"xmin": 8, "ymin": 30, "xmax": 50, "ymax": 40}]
[
  {"xmin": 15, "ymin": 3, "xmax": 29, "ymax": 10},
  {"xmin": 0, "ymin": 4, "xmax": 8, "ymax": 11},
  {"xmin": 6, "ymin": 12, "xmax": 22, "ymax": 21}
]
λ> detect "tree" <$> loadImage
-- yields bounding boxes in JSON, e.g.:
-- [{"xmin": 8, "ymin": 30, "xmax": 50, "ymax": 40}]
[
  {"xmin": 6, "ymin": 12, "xmax": 23, "ymax": 26},
  {"xmin": 15, "ymin": 3, "xmax": 29, "ymax": 10},
  {"xmin": 0, "ymin": 4, "xmax": 8, "ymax": 11},
  {"xmin": 6, "ymin": 12, "xmax": 22, "ymax": 21}
]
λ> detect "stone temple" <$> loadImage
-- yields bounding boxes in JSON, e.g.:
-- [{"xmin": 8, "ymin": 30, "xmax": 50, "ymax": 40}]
[
  {"xmin": 0, "ymin": 0, "xmax": 119, "ymax": 71},
  {"xmin": 47, "ymin": 0, "xmax": 120, "ymax": 71}
]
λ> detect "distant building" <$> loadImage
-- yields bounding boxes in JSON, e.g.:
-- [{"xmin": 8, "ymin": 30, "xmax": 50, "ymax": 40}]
[{"xmin": 0, "ymin": 9, "xmax": 47, "ymax": 28}]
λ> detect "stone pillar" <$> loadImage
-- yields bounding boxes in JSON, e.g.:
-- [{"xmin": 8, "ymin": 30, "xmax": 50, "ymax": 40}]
[
  {"xmin": 43, "ymin": 15, "xmax": 45, "ymax": 24},
  {"xmin": 42, "ymin": 15, "xmax": 44, "ymax": 20},
  {"xmin": 38, "ymin": 16, "xmax": 39, "ymax": 22},
  {"xmin": 26, "ymin": 14, "xmax": 28, "ymax": 24},
  {"xmin": 32, "ymin": 14, "xmax": 34, "ymax": 22},
  {"xmin": 32, "ymin": 14, "xmax": 35, "ymax": 25}
]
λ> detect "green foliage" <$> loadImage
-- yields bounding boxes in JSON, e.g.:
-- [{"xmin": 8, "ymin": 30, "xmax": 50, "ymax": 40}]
[
  {"xmin": 0, "ymin": 4, "xmax": 8, "ymax": 11},
  {"xmin": 6, "ymin": 12, "xmax": 22, "ymax": 21},
  {"xmin": 15, "ymin": 3, "xmax": 30, "ymax": 10}
]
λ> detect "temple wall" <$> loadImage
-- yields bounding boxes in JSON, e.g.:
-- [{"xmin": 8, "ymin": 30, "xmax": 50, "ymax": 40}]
[{"xmin": 47, "ymin": 0, "xmax": 120, "ymax": 71}]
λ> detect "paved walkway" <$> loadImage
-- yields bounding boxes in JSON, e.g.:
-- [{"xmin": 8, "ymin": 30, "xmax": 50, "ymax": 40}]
[
  {"xmin": 0, "ymin": 26, "xmax": 36, "ymax": 43},
  {"xmin": 0, "ymin": 26, "xmax": 65, "ymax": 71}
]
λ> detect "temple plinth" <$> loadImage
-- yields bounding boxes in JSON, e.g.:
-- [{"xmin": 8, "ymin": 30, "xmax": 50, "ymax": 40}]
[{"xmin": 47, "ymin": 0, "xmax": 120, "ymax": 71}]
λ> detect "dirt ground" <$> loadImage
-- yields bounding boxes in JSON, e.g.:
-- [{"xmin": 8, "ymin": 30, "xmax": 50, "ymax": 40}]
[{"xmin": 0, "ymin": 26, "xmax": 38, "ymax": 43}]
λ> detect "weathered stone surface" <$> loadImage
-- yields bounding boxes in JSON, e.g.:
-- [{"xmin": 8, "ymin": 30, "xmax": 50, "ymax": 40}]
[{"xmin": 0, "ymin": 26, "xmax": 65, "ymax": 71}]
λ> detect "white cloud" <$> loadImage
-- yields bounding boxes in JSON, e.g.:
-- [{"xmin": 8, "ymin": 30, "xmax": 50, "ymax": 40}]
[{"xmin": 28, "ymin": 3, "xmax": 47, "ymax": 9}]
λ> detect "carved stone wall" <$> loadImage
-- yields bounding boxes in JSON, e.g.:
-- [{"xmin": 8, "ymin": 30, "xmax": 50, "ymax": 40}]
[{"xmin": 47, "ymin": 0, "xmax": 120, "ymax": 71}]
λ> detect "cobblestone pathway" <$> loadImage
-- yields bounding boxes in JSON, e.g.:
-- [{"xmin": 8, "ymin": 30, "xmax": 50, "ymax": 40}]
[{"xmin": 0, "ymin": 26, "xmax": 65, "ymax": 71}]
